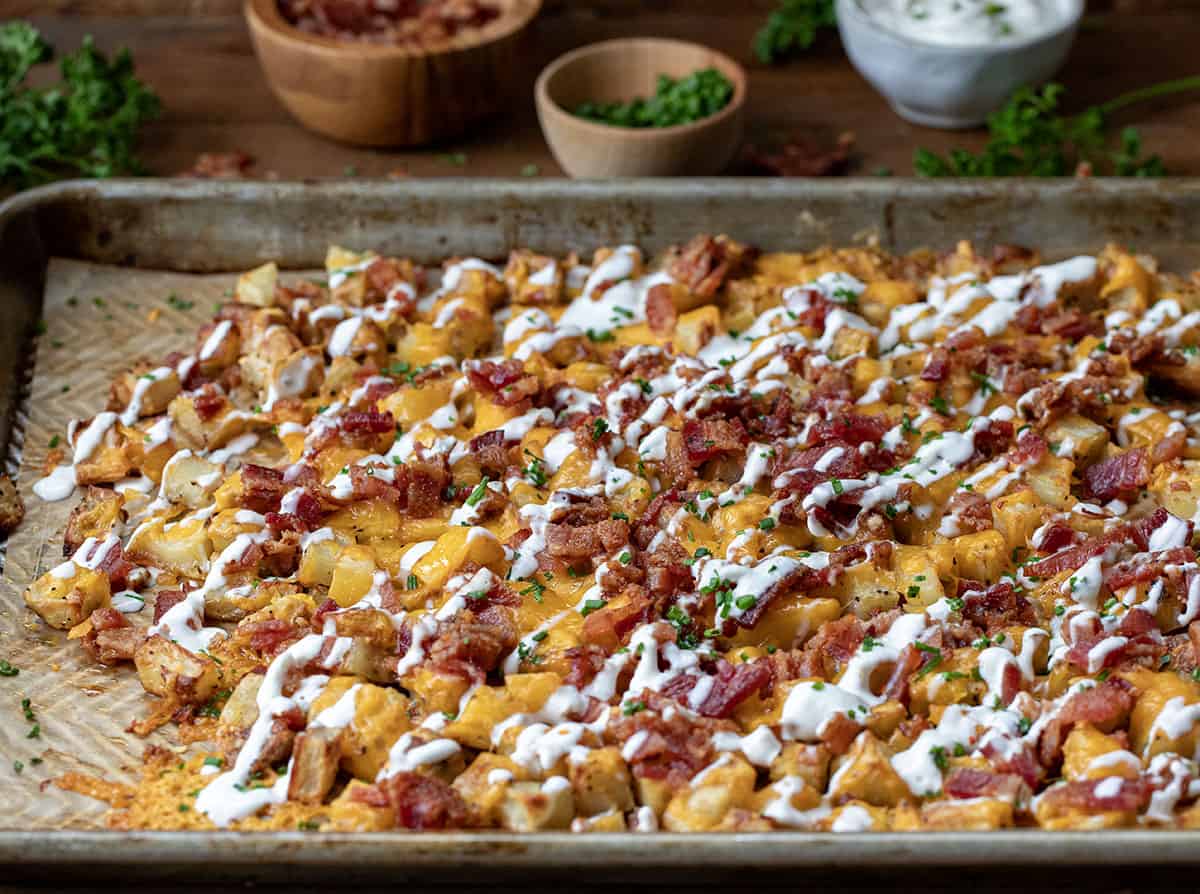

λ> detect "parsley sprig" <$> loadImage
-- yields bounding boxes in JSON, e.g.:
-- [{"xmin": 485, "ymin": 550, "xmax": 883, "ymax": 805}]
[
  {"xmin": 915, "ymin": 78, "xmax": 1200, "ymax": 178},
  {"xmin": 0, "ymin": 22, "xmax": 160, "ymax": 190},
  {"xmin": 754, "ymin": 0, "xmax": 837, "ymax": 64}
]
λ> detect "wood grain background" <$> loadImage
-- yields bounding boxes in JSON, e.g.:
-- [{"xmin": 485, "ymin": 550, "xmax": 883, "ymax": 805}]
[{"xmin": 7, "ymin": 0, "xmax": 1200, "ymax": 15}]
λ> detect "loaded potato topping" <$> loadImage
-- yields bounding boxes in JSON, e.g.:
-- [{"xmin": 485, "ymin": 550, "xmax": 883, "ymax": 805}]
[{"xmin": 24, "ymin": 236, "xmax": 1200, "ymax": 831}]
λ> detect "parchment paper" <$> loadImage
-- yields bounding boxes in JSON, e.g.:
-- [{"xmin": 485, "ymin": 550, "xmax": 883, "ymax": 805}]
[{"xmin": 0, "ymin": 258, "xmax": 284, "ymax": 829}]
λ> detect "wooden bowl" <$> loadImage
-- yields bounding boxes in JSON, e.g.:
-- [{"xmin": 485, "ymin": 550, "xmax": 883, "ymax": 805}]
[
  {"xmin": 246, "ymin": 0, "xmax": 542, "ymax": 147},
  {"xmin": 535, "ymin": 38, "xmax": 746, "ymax": 178}
]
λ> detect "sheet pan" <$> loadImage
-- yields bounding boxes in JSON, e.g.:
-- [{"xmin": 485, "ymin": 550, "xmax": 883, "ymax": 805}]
[{"xmin": 3, "ymin": 178, "xmax": 1200, "ymax": 878}]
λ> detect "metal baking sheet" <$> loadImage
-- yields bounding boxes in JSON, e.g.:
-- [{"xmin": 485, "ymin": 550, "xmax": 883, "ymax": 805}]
[{"xmin": 3, "ymin": 178, "xmax": 1200, "ymax": 878}]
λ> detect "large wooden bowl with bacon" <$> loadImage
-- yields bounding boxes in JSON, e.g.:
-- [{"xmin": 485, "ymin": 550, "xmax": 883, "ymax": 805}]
[{"xmin": 246, "ymin": 0, "xmax": 542, "ymax": 147}]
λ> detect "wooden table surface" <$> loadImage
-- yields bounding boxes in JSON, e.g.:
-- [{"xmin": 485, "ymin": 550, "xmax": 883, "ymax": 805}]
[
  {"xmin": 7, "ymin": 9, "xmax": 1200, "ymax": 893},
  {"xmin": 26, "ymin": 4, "xmax": 1200, "ymax": 180}
]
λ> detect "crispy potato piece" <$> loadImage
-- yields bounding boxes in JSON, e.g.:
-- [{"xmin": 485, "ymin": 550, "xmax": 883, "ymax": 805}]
[
  {"xmin": 133, "ymin": 635, "xmax": 219, "ymax": 705},
  {"xmin": 0, "ymin": 473, "xmax": 26, "ymax": 535},
  {"xmin": 24, "ymin": 565, "xmax": 110, "ymax": 630}
]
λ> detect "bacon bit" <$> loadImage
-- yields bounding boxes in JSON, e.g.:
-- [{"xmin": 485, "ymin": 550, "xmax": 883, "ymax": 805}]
[
  {"xmin": 1038, "ymin": 677, "xmax": 1137, "ymax": 766},
  {"xmin": 312, "ymin": 598, "xmax": 340, "ymax": 632},
  {"xmin": 1037, "ymin": 523, "xmax": 1079, "ymax": 553},
  {"xmin": 1083, "ymin": 449, "xmax": 1150, "ymax": 501},
  {"xmin": 797, "ymin": 614, "xmax": 865, "ymax": 676},
  {"xmin": 468, "ymin": 429, "xmax": 513, "ymax": 477},
  {"xmin": 153, "ymin": 589, "xmax": 187, "ymax": 624},
  {"xmin": 644, "ymin": 283, "xmax": 678, "ymax": 334},
  {"xmin": 349, "ymin": 783, "xmax": 391, "ymax": 809},
  {"xmin": 607, "ymin": 692, "xmax": 733, "ymax": 785},
  {"xmin": 973, "ymin": 419, "xmax": 1014, "ymax": 459},
  {"xmin": 245, "ymin": 619, "xmax": 301, "ymax": 656},
  {"xmin": 960, "ymin": 581, "xmax": 1036, "ymax": 633},
  {"xmin": 179, "ymin": 151, "xmax": 255, "ymax": 179},
  {"xmin": 692, "ymin": 660, "xmax": 772, "ymax": 719},
  {"xmin": 363, "ymin": 257, "xmax": 422, "ymax": 308},
  {"xmin": 340, "ymin": 410, "xmax": 396, "ymax": 435},
  {"xmin": 943, "ymin": 490, "xmax": 993, "ymax": 534},
  {"xmin": 241, "ymin": 463, "xmax": 286, "ymax": 513},
  {"xmin": 378, "ymin": 771, "xmax": 469, "ymax": 830},
  {"xmin": 882, "ymin": 644, "xmax": 925, "ymax": 706},
  {"xmin": 1040, "ymin": 776, "xmax": 1150, "ymax": 813},
  {"xmin": 75, "ymin": 537, "xmax": 136, "ymax": 591},
  {"xmin": 1008, "ymin": 428, "xmax": 1047, "ymax": 466},
  {"xmin": 1105, "ymin": 546, "xmax": 1195, "ymax": 591},
  {"xmin": 803, "ymin": 414, "xmax": 890, "ymax": 449},
  {"xmin": 980, "ymin": 740, "xmax": 1042, "ymax": 789},
  {"xmin": 581, "ymin": 589, "xmax": 652, "ymax": 653},
  {"xmin": 265, "ymin": 490, "xmax": 324, "ymax": 534},
  {"xmin": 465, "ymin": 360, "xmax": 539, "ymax": 407},
  {"xmin": 192, "ymin": 385, "xmax": 226, "ymax": 421},
  {"xmin": 1153, "ymin": 424, "xmax": 1188, "ymax": 465},
  {"xmin": 563, "ymin": 644, "xmax": 610, "ymax": 689},
  {"xmin": 545, "ymin": 518, "xmax": 629, "ymax": 560},
  {"xmin": 1026, "ymin": 528, "xmax": 1124, "ymax": 578},
  {"xmin": 682, "ymin": 417, "xmax": 748, "ymax": 465},
  {"xmin": 666, "ymin": 235, "xmax": 754, "ymax": 299},
  {"xmin": 639, "ymin": 541, "xmax": 695, "ymax": 597},
  {"xmin": 944, "ymin": 768, "xmax": 1029, "ymax": 802},
  {"xmin": 737, "ymin": 545, "xmax": 865, "ymax": 631},
  {"xmin": 1017, "ymin": 303, "xmax": 1103, "ymax": 340},
  {"xmin": 921, "ymin": 349, "xmax": 950, "ymax": 382},
  {"xmin": 428, "ymin": 608, "xmax": 518, "ymax": 681},
  {"xmin": 742, "ymin": 131, "xmax": 855, "ymax": 178},
  {"xmin": 80, "ymin": 607, "xmax": 141, "ymax": 665}
]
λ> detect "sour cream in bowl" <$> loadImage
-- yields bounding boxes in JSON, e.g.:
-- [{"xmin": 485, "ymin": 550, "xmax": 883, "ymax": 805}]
[{"xmin": 837, "ymin": 0, "xmax": 1084, "ymax": 128}]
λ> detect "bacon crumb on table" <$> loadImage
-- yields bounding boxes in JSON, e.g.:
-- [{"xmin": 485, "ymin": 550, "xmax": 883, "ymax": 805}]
[{"xmin": 19, "ymin": 234, "xmax": 1200, "ymax": 833}]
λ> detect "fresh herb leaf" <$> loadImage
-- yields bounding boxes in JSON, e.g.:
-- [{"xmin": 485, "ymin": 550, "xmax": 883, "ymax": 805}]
[
  {"xmin": 914, "ymin": 79, "xmax": 1200, "ymax": 178},
  {"xmin": 0, "ymin": 22, "xmax": 160, "ymax": 190},
  {"xmin": 753, "ymin": 0, "xmax": 836, "ymax": 64},
  {"xmin": 574, "ymin": 68, "xmax": 734, "ymax": 129}
]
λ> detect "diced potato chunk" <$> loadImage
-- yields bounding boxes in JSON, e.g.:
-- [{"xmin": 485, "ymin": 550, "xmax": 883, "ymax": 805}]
[
  {"xmin": 134, "ymin": 634, "xmax": 219, "ymax": 704},
  {"xmin": 237, "ymin": 262, "xmax": 278, "ymax": 307},
  {"xmin": 24, "ymin": 565, "xmax": 110, "ymax": 630},
  {"xmin": 568, "ymin": 746, "xmax": 634, "ymax": 815},
  {"xmin": 159, "ymin": 451, "xmax": 222, "ymax": 509},
  {"xmin": 499, "ymin": 780, "xmax": 575, "ymax": 831}
]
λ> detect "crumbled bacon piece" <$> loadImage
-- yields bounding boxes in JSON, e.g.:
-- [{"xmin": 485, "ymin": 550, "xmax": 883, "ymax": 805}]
[
  {"xmin": 192, "ymin": 385, "xmax": 226, "ymax": 421},
  {"xmin": 545, "ymin": 518, "xmax": 629, "ymax": 560},
  {"xmin": 1039, "ymin": 777, "xmax": 1150, "ymax": 814},
  {"xmin": 944, "ymin": 768, "xmax": 1029, "ymax": 802},
  {"xmin": 666, "ymin": 235, "xmax": 754, "ymax": 298},
  {"xmin": 153, "ymin": 589, "xmax": 187, "ymax": 624},
  {"xmin": 644, "ymin": 283, "xmax": 678, "ymax": 335},
  {"xmin": 1039, "ymin": 676, "xmax": 1136, "ymax": 768},
  {"xmin": 428, "ymin": 608, "xmax": 518, "ymax": 680},
  {"xmin": 377, "ymin": 771, "xmax": 469, "ymax": 830},
  {"xmin": 265, "ymin": 490, "xmax": 324, "ymax": 534},
  {"xmin": 960, "ymin": 581, "xmax": 1037, "ymax": 633},
  {"xmin": 340, "ymin": 410, "xmax": 396, "ymax": 435},
  {"xmin": 607, "ymin": 692, "xmax": 734, "ymax": 785},
  {"xmin": 465, "ymin": 360, "xmax": 539, "ymax": 407},
  {"xmin": 1083, "ymin": 449, "xmax": 1150, "ymax": 501},
  {"xmin": 241, "ymin": 464, "xmax": 286, "ymax": 513},
  {"xmin": 682, "ymin": 417, "xmax": 748, "ymax": 465},
  {"xmin": 660, "ymin": 660, "xmax": 772, "ymax": 720},
  {"xmin": 245, "ymin": 619, "xmax": 302, "ymax": 657},
  {"xmin": 581, "ymin": 588, "xmax": 652, "ymax": 653},
  {"xmin": 943, "ymin": 490, "xmax": 993, "ymax": 534}
]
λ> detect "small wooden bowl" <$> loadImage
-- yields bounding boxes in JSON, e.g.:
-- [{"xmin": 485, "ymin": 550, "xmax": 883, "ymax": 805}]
[
  {"xmin": 246, "ymin": 0, "xmax": 542, "ymax": 147},
  {"xmin": 535, "ymin": 38, "xmax": 746, "ymax": 178}
]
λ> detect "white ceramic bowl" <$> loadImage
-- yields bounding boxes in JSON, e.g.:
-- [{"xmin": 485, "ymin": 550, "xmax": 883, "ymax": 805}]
[{"xmin": 836, "ymin": 0, "xmax": 1084, "ymax": 129}]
